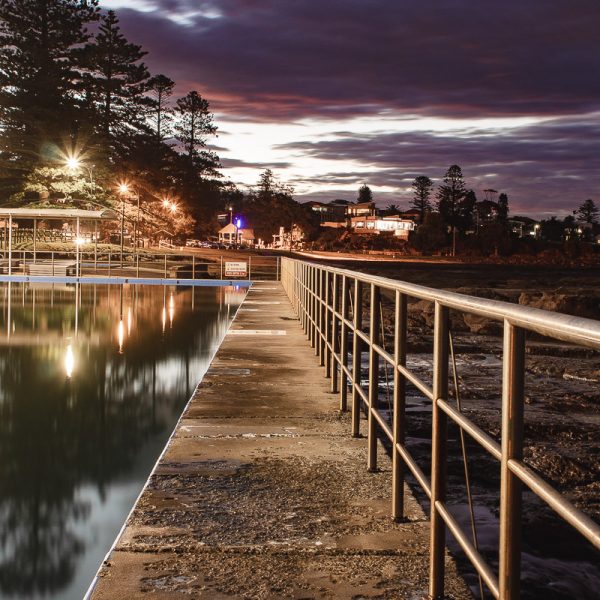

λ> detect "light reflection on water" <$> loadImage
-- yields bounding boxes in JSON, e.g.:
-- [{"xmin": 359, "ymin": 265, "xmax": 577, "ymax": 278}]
[{"xmin": 0, "ymin": 282, "xmax": 245, "ymax": 600}]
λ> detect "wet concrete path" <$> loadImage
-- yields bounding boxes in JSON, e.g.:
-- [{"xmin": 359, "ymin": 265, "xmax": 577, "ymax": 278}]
[{"xmin": 90, "ymin": 282, "xmax": 471, "ymax": 599}]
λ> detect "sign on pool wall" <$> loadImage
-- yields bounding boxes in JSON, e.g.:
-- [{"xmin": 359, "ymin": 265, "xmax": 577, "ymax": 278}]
[{"xmin": 225, "ymin": 261, "xmax": 248, "ymax": 278}]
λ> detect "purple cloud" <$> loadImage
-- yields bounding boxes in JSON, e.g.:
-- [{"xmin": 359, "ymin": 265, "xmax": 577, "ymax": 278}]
[{"xmin": 112, "ymin": 0, "xmax": 600, "ymax": 120}]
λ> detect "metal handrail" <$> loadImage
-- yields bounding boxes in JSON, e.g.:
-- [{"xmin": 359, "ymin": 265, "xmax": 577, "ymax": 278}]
[
  {"xmin": 280, "ymin": 257, "xmax": 600, "ymax": 600},
  {"xmin": 0, "ymin": 249, "xmax": 281, "ymax": 281}
]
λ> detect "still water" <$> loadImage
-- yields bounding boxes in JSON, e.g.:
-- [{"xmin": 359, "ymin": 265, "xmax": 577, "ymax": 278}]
[{"xmin": 0, "ymin": 282, "xmax": 245, "ymax": 600}]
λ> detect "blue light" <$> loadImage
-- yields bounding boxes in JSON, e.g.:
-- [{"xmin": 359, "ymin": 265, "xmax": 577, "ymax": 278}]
[{"xmin": 235, "ymin": 218, "xmax": 242, "ymax": 228}]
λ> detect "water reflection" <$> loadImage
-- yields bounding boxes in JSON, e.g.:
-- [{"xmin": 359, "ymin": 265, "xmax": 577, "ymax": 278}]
[
  {"xmin": 0, "ymin": 283, "xmax": 245, "ymax": 599},
  {"xmin": 65, "ymin": 344, "xmax": 75, "ymax": 378}
]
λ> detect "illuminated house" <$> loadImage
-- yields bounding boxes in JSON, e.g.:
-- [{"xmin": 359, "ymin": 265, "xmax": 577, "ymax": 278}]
[
  {"xmin": 346, "ymin": 201, "xmax": 376, "ymax": 217},
  {"xmin": 308, "ymin": 199, "xmax": 351, "ymax": 223},
  {"xmin": 350, "ymin": 216, "xmax": 415, "ymax": 239}
]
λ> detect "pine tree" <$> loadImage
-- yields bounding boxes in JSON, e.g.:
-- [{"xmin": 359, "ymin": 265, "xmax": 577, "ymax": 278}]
[
  {"xmin": 411, "ymin": 175, "xmax": 433, "ymax": 221},
  {"xmin": 357, "ymin": 183, "xmax": 373, "ymax": 203},
  {"xmin": 497, "ymin": 192, "xmax": 509, "ymax": 221},
  {"xmin": 576, "ymin": 199, "xmax": 598, "ymax": 224},
  {"xmin": 84, "ymin": 10, "xmax": 150, "ymax": 150},
  {"xmin": 437, "ymin": 165, "xmax": 467, "ymax": 256},
  {"xmin": 175, "ymin": 90, "xmax": 218, "ymax": 176},
  {"xmin": 0, "ymin": 0, "xmax": 99, "ymax": 194},
  {"xmin": 147, "ymin": 74, "xmax": 175, "ymax": 143}
]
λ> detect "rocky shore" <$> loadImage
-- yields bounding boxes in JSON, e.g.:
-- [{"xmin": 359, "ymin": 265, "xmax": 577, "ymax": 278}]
[{"xmin": 344, "ymin": 261, "xmax": 600, "ymax": 599}]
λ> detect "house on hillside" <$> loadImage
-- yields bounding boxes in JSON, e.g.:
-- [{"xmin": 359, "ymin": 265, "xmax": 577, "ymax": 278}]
[
  {"xmin": 397, "ymin": 208, "xmax": 422, "ymax": 223},
  {"xmin": 308, "ymin": 199, "xmax": 351, "ymax": 223},
  {"xmin": 350, "ymin": 215, "xmax": 415, "ymax": 239},
  {"xmin": 347, "ymin": 201, "xmax": 376, "ymax": 217},
  {"xmin": 508, "ymin": 216, "xmax": 538, "ymax": 238}
]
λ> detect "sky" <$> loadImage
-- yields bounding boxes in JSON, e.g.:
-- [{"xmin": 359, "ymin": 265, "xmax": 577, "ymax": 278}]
[{"xmin": 102, "ymin": 0, "xmax": 600, "ymax": 217}]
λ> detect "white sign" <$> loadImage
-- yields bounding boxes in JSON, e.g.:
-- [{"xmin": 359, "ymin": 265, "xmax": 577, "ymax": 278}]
[{"xmin": 225, "ymin": 261, "xmax": 247, "ymax": 277}]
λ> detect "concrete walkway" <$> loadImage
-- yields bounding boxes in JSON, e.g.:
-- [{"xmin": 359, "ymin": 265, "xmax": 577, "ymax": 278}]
[{"xmin": 90, "ymin": 282, "xmax": 471, "ymax": 599}]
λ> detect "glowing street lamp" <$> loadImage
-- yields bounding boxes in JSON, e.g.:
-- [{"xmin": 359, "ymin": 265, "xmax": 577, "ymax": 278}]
[
  {"xmin": 163, "ymin": 198, "xmax": 177, "ymax": 213},
  {"xmin": 65, "ymin": 155, "xmax": 95, "ymax": 186},
  {"xmin": 235, "ymin": 217, "xmax": 243, "ymax": 246},
  {"xmin": 66, "ymin": 156, "xmax": 80, "ymax": 171}
]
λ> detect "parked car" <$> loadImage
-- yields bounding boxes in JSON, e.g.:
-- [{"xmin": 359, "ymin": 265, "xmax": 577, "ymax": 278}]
[{"xmin": 185, "ymin": 239, "xmax": 200, "ymax": 248}]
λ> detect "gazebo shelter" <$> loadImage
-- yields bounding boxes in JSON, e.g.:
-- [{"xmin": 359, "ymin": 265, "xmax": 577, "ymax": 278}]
[{"xmin": 0, "ymin": 207, "xmax": 118, "ymax": 276}]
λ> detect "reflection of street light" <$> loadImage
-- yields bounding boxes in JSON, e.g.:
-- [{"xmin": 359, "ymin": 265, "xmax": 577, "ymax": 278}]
[
  {"xmin": 117, "ymin": 319, "xmax": 125, "ymax": 354},
  {"xmin": 65, "ymin": 344, "xmax": 75, "ymax": 378},
  {"xmin": 169, "ymin": 293, "xmax": 175, "ymax": 327}
]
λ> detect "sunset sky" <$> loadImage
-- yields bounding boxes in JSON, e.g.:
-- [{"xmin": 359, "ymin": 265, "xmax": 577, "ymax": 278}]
[{"xmin": 103, "ymin": 0, "xmax": 600, "ymax": 217}]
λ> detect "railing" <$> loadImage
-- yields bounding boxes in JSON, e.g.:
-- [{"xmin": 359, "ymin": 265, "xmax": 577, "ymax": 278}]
[
  {"xmin": 0, "ymin": 249, "xmax": 280, "ymax": 281},
  {"xmin": 280, "ymin": 257, "xmax": 600, "ymax": 600}
]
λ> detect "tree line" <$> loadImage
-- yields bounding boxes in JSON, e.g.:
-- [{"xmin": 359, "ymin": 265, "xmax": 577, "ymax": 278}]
[
  {"xmin": 398, "ymin": 166, "xmax": 597, "ymax": 255},
  {"xmin": 0, "ymin": 0, "xmax": 221, "ymax": 235}
]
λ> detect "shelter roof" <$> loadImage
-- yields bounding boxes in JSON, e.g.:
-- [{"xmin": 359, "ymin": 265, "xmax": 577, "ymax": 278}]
[{"xmin": 0, "ymin": 207, "xmax": 118, "ymax": 220}]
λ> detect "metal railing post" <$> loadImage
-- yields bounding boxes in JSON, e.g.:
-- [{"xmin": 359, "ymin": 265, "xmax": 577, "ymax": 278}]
[
  {"xmin": 192, "ymin": 255, "xmax": 196, "ymax": 279},
  {"xmin": 367, "ymin": 283, "xmax": 381, "ymax": 472},
  {"xmin": 52, "ymin": 251, "xmax": 55, "ymax": 276},
  {"xmin": 499, "ymin": 321, "xmax": 526, "ymax": 600},
  {"xmin": 339, "ymin": 275, "xmax": 349, "ymax": 411},
  {"xmin": 324, "ymin": 270, "xmax": 331, "ymax": 375},
  {"xmin": 299, "ymin": 262, "xmax": 304, "ymax": 325},
  {"xmin": 309, "ymin": 266, "xmax": 316, "ymax": 347},
  {"xmin": 276, "ymin": 256, "xmax": 280, "ymax": 281},
  {"xmin": 319, "ymin": 270, "xmax": 326, "ymax": 365},
  {"xmin": 248, "ymin": 255, "xmax": 252, "ymax": 280},
  {"xmin": 331, "ymin": 273, "xmax": 339, "ymax": 393},
  {"xmin": 316, "ymin": 268, "xmax": 322, "ymax": 359},
  {"xmin": 108, "ymin": 249, "xmax": 111, "ymax": 276},
  {"xmin": 429, "ymin": 301, "xmax": 449, "ymax": 599},
  {"xmin": 392, "ymin": 291, "xmax": 407, "ymax": 520},
  {"xmin": 351, "ymin": 279, "xmax": 363, "ymax": 437},
  {"xmin": 220, "ymin": 255, "xmax": 224, "ymax": 279},
  {"xmin": 164, "ymin": 254, "xmax": 167, "ymax": 278}
]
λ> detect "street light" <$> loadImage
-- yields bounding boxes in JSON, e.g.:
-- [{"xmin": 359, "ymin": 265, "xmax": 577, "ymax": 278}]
[
  {"xmin": 66, "ymin": 157, "xmax": 79, "ymax": 171},
  {"xmin": 65, "ymin": 155, "xmax": 95, "ymax": 186},
  {"xmin": 163, "ymin": 198, "xmax": 177, "ymax": 213}
]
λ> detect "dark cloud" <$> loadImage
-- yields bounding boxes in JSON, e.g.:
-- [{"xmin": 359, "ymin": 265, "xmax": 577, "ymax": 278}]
[
  {"xmin": 220, "ymin": 157, "xmax": 291, "ymax": 169},
  {"xmin": 106, "ymin": 1, "xmax": 600, "ymax": 214},
  {"xmin": 113, "ymin": 0, "xmax": 600, "ymax": 120},
  {"xmin": 282, "ymin": 115, "xmax": 600, "ymax": 214}
]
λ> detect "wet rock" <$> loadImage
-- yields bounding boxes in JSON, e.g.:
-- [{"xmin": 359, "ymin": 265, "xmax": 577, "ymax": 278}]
[{"xmin": 518, "ymin": 291, "xmax": 600, "ymax": 320}]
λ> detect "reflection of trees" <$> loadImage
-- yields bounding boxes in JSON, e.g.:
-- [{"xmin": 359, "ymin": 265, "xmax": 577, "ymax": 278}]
[{"xmin": 0, "ymin": 284, "xmax": 231, "ymax": 597}]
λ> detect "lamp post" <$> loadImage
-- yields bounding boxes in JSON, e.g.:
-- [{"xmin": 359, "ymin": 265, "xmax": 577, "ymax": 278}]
[
  {"xmin": 118, "ymin": 183, "xmax": 128, "ymax": 267},
  {"xmin": 161, "ymin": 198, "xmax": 178, "ymax": 246}
]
